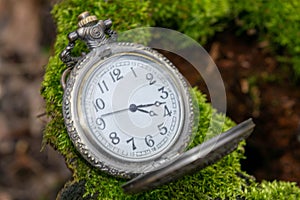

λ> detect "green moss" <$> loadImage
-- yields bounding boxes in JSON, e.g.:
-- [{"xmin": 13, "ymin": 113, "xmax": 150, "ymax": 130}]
[
  {"xmin": 244, "ymin": 181, "xmax": 300, "ymax": 200},
  {"xmin": 41, "ymin": 0, "xmax": 300, "ymax": 199},
  {"xmin": 150, "ymin": 0, "xmax": 232, "ymax": 44},
  {"xmin": 231, "ymin": 0, "xmax": 300, "ymax": 81},
  {"xmin": 151, "ymin": 0, "xmax": 300, "ymax": 80}
]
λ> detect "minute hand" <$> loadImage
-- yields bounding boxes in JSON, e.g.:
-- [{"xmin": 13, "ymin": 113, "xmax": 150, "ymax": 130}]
[{"xmin": 136, "ymin": 101, "xmax": 166, "ymax": 108}]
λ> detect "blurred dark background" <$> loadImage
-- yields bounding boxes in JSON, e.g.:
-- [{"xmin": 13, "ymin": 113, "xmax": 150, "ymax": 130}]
[
  {"xmin": 0, "ymin": 1, "xmax": 71, "ymax": 199},
  {"xmin": 0, "ymin": 1, "xmax": 300, "ymax": 199}
]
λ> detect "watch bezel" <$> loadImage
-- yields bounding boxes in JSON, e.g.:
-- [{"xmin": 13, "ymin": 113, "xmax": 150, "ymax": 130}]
[{"xmin": 62, "ymin": 42, "xmax": 194, "ymax": 178}]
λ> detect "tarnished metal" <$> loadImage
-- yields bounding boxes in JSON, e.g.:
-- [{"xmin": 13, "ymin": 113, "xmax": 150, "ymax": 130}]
[
  {"xmin": 60, "ymin": 11, "xmax": 117, "ymax": 67},
  {"xmin": 60, "ymin": 67, "xmax": 72, "ymax": 91},
  {"xmin": 61, "ymin": 42, "xmax": 194, "ymax": 178}
]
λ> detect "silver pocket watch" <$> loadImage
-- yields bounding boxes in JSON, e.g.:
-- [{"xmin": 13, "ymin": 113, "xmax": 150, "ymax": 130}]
[{"xmin": 59, "ymin": 11, "xmax": 255, "ymax": 193}]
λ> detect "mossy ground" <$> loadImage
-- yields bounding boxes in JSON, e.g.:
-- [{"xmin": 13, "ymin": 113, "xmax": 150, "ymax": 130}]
[{"xmin": 41, "ymin": 0, "xmax": 300, "ymax": 199}]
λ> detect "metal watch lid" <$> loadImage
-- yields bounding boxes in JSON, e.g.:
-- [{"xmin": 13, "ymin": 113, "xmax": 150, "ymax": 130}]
[{"xmin": 122, "ymin": 118, "xmax": 255, "ymax": 194}]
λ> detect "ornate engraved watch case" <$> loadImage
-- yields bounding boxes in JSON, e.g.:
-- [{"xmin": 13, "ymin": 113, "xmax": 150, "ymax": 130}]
[
  {"xmin": 60, "ymin": 12, "xmax": 255, "ymax": 193},
  {"xmin": 60, "ymin": 12, "xmax": 194, "ymax": 178}
]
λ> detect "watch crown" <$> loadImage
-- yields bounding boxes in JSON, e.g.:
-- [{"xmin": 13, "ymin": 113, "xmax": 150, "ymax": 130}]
[{"xmin": 78, "ymin": 11, "xmax": 98, "ymax": 28}]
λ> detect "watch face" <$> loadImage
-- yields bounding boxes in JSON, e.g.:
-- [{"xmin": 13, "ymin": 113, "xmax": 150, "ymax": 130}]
[
  {"xmin": 63, "ymin": 43, "xmax": 193, "ymax": 178},
  {"xmin": 82, "ymin": 54, "xmax": 184, "ymax": 161}
]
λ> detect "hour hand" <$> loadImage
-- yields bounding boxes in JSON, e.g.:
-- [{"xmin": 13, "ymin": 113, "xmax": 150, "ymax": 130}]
[{"xmin": 136, "ymin": 108, "xmax": 157, "ymax": 117}]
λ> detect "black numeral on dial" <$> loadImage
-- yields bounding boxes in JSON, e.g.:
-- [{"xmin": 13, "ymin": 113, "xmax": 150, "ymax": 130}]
[
  {"xmin": 158, "ymin": 123, "xmax": 168, "ymax": 135},
  {"xmin": 93, "ymin": 98, "xmax": 105, "ymax": 112},
  {"xmin": 126, "ymin": 137, "xmax": 137, "ymax": 150},
  {"xmin": 146, "ymin": 73, "xmax": 156, "ymax": 85},
  {"xmin": 145, "ymin": 135, "xmax": 155, "ymax": 147},
  {"xmin": 109, "ymin": 132, "xmax": 120, "ymax": 145},
  {"xmin": 96, "ymin": 117, "xmax": 106, "ymax": 130},
  {"xmin": 131, "ymin": 67, "xmax": 137, "ymax": 77},
  {"xmin": 163, "ymin": 105, "xmax": 172, "ymax": 117},
  {"xmin": 158, "ymin": 86, "xmax": 168, "ymax": 99},
  {"xmin": 110, "ymin": 68, "xmax": 123, "ymax": 82},
  {"xmin": 98, "ymin": 80, "xmax": 109, "ymax": 93}
]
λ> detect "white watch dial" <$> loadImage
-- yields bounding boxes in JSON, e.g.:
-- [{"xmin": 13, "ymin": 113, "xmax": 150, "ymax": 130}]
[{"xmin": 81, "ymin": 55, "xmax": 184, "ymax": 162}]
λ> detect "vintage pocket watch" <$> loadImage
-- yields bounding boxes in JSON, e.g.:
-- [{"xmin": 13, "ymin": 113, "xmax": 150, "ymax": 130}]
[{"xmin": 60, "ymin": 11, "xmax": 255, "ymax": 193}]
